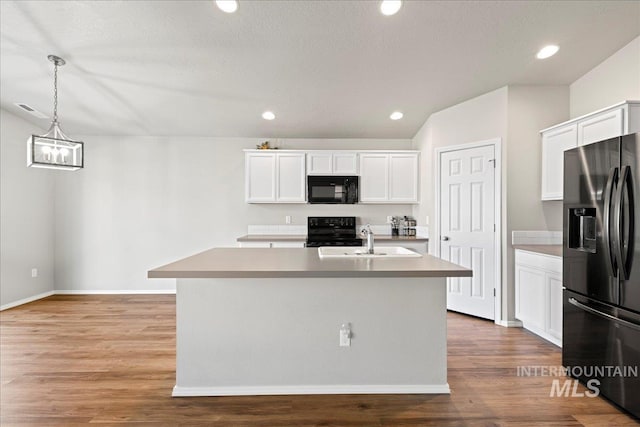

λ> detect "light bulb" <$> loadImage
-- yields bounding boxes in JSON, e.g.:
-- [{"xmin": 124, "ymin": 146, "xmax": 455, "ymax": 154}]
[
  {"xmin": 380, "ymin": 0, "xmax": 402, "ymax": 16},
  {"xmin": 536, "ymin": 45, "xmax": 559, "ymax": 59},
  {"xmin": 216, "ymin": 0, "xmax": 238, "ymax": 13},
  {"xmin": 262, "ymin": 111, "xmax": 276, "ymax": 120},
  {"xmin": 41, "ymin": 146, "xmax": 52, "ymax": 161},
  {"xmin": 59, "ymin": 148, "xmax": 69, "ymax": 163},
  {"xmin": 390, "ymin": 111, "xmax": 404, "ymax": 120}
]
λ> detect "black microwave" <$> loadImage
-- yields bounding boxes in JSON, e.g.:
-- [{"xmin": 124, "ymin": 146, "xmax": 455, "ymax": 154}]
[{"xmin": 307, "ymin": 176, "xmax": 358, "ymax": 204}]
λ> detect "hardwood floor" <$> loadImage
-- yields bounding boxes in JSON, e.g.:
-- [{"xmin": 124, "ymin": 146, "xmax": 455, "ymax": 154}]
[{"xmin": 1, "ymin": 294, "xmax": 637, "ymax": 426}]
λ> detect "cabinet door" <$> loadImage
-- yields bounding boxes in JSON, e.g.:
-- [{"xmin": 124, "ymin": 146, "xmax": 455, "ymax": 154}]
[
  {"xmin": 389, "ymin": 154, "xmax": 419, "ymax": 203},
  {"xmin": 578, "ymin": 107, "xmax": 623, "ymax": 147},
  {"xmin": 541, "ymin": 124, "xmax": 577, "ymax": 200},
  {"xmin": 546, "ymin": 272, "xmax": 563, "ymax": 343},
  {"xmin": 333, "ymin": 153, "xmax": 358, "ymax": 175},
  {"xmin": 359, "ymin": 154, "xmax": 389, "ymax": 202},
  {"xmin": 307, "ymin": 152, "xmax": 333, "ymax": 175},
  {"xmin": 515, "ymin": 264, "xmax": 546, "ymax": 332},
  {"xmin": 276, "ymin": 153, "xmax": 306, "ymax": 202},
  {"xmin": 246, "ymin": 153, "xmax": 276, "ymax": 203}
]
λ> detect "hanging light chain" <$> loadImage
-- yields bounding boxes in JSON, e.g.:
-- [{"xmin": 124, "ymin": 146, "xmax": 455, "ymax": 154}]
[{"xmin": 52, "ymin": 60, "xmax": 58, "ymax": 123}]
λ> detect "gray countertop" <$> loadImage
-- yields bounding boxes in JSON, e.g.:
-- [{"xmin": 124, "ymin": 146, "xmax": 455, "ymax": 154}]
[
  {"xmin": 148, "ymin": 247, "xmax": 469, "ymax": 279},
  {"xmin": 236, "ymin": 234, "xmax": 429, "ymax": 242},
  {"xmin": 513, "ymin": 245, "xmax": 562, "ymax": 257}
]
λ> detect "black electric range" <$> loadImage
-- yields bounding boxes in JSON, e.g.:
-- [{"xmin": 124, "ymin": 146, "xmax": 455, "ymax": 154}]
[{"xmin": 305, "ymin": 216, "xmax": 363, "ymax": 247}]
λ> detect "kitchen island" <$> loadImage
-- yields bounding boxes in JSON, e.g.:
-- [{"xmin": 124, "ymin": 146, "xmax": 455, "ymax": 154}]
[{"xmin": 148, "ymin": 247, "xmax": 471, "ymax": 397}]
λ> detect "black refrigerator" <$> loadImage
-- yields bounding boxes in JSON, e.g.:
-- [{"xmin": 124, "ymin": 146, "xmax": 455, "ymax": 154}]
[{"xmin": 563, "ymin": 132, "xmax": 640, "ymax": 418}]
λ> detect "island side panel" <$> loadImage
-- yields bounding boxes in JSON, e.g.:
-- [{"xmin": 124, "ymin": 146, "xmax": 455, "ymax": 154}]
[{"xmin": 174, "ymin": 276, "xmax": 448, "ymax": 396}]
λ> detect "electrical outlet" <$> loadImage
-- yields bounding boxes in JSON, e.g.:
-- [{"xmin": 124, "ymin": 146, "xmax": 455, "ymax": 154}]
[
  {"xmin": 31, "ymin": 268, "xmax": 38, "ymax": 278},
  {"xmin": 339, "ymin": 323, "xmax": 351, "ymax": 347},
  {"xmin": 285, "ymin": 215, "xmax": 292, "ymax": 224}
]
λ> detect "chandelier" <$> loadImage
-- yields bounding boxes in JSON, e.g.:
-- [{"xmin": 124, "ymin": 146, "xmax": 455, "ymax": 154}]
[{"xmin": 27, "ymin": 55, "xmax": 83, "ymax": 170}]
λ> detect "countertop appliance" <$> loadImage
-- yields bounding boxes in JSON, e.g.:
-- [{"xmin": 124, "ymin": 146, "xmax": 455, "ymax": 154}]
[
  {"xmin": 307, "ymin": 176, "xmax": 358, "ymax": 204},
  {"xmin": 563, "ymin": 132, "xmax": 640, "ymax": 418},
  {"xmin": 306, "ymin": 216, "xmax": 363, "ymax": 247}
]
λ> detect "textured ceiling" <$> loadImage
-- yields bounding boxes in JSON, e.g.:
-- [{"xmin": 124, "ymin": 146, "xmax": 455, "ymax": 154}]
[{"xmin": 1, "ymin": 0, "xmax": 639, "ymax": 138}]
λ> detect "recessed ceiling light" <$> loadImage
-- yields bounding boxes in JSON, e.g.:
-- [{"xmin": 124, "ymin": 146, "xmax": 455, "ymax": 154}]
[
  {"xmin": 262, "ymin": 111, "xmax": 275, "ymax": 121},
  {"xmin": 536, "ymin": 45, "xmax": 559, "ymax": 59},
  {"xmin": 380, "ymin": 0, "xmax": 402, "ymax": 16},
  {"xmin": 215, "ymin": 0, "xmax": 238, "ymax": 13},
  {"xmin": 390, "ymin": 111, "xmax": 403, "ymax": 120}
]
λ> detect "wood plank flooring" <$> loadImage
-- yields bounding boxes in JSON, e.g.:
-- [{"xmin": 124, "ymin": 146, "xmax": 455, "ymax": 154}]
[{"xmin": 1, "ymin": 294, "xmax": 638, "ymax": 426}]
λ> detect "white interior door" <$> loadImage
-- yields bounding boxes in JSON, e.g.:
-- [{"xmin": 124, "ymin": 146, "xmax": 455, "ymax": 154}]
[{"xmin": 440, "ymin": 145, "xmax": 496, "ymax": 320}]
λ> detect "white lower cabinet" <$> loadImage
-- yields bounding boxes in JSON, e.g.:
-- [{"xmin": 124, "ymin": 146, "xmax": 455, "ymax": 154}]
[{"xmin": 515, "ymin": 250, "xmax": 562, "ymax": 347}]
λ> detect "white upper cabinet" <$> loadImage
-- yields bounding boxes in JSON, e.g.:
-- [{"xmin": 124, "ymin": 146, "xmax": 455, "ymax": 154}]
[
  {"xmin": 245, "ymin": 149, "xmax": 419, "ymax": 204},
  {"xmin": 245, "ymin": 151, "xmax": 306, "ymax": 203},
  {"xmin": 541, "ymin": 101, "xmax": 640, "ymax": 201},
  {"xmin": 276, "ymin": 153, "xmax": 306, "ymax": 202},
  {"xmin": 577, "ymin": 107, "xmax": 623, "ymax": 146},
  {"xmin": 307, "ymin": 152, "xmax": 357, "ymax": 175},
  {"xmin": 360, "ymin": 152, "xmax": 419, "ymax": 203},
  {"xmin": 359, "ymin": 153, "xmax": 389, "ymax": 202},
  {"xmin": 333, "ymin": 152, "xmax": 358, "ymax": 175},
  {"xmin": 541, "ymin": 123, "xmax": 577, "ymax": 200},
  {"xmin": 306, "ymin": 152, "xmax": 333, "ymax": 175},
  {"xmin": 245, "ymin": 152, "xmax": 276, "ymax": 202},
  {"xmin": 389, "ymin": 154, "xmax": 419, "ymax": 202}
]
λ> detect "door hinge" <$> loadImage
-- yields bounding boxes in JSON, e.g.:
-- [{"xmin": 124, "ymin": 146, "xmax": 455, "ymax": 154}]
[
  {"xmin": 489, "ymin": 159, "xmax": 496, "ymax": 168},
  {"xmin": 493, "ymin": 224, "xmax": 496, "ymax": 232},
  {"xmin": 493, "ymin": 288, "xmax": 496, "ymax": 297}
]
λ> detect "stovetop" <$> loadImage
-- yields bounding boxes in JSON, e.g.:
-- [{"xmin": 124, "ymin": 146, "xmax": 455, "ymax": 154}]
[{"xmin": 306, "ymin": 216, "xmax": 362, "ymax": 247}]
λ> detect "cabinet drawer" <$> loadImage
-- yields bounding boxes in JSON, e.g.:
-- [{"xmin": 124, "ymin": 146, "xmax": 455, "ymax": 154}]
[{"xmin": 515, "ymin": 250, "xmax": 562, "ymax": 273}]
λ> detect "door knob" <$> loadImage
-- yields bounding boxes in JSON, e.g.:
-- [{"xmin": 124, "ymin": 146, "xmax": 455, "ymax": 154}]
[{"xmin": 441, "ymin": 236, "xmax": 450, "ymax": 241}]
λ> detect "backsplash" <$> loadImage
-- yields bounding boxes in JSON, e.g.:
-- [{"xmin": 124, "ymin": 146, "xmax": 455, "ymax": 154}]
[
  {"xmin": 512, "ymin": 230, "xmax": 562, "ymax": 245},
  {"xmin": 247, "ymin": 224, "xmax": 429, "ymax": 237}
]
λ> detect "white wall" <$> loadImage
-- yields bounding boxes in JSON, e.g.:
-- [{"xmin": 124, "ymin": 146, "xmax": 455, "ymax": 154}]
[
  {"xmin": 412, "ymin": 87, "xmax": 509, "ymax": 255},
  {"xmin": 0, "ymin": 109, "xmax": 55, "ymax": 308},
  {"xmin": 505, "ymin": 86, "xmax": 569, "ymax": 320},
  {"xmin": 54, "ymin": 137, "xmax": 413, "ymax": 292},
  {"xmin": 411, "ymin": 85, "xmax": 569, "ymax": 321},
  {"xmin": 570, "ymin": 36, "xmax": 640, "ymax": 118}
]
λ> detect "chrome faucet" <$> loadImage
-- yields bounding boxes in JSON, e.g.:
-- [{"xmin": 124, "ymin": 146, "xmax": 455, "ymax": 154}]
[{"xmin": 362, "ymin": 224, "xmax": 375, "ymax": 254}]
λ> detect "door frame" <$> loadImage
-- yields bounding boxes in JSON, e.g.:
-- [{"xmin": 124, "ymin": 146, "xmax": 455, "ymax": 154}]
[{"xmin": 434, "ymin": 138, "xmax": 503, "ymax": 325}]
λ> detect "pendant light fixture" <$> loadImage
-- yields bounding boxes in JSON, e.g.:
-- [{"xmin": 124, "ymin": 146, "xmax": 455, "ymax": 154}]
[{"xmin": 27, "ymin": 55, "xmax": 84, "ymax": 170}]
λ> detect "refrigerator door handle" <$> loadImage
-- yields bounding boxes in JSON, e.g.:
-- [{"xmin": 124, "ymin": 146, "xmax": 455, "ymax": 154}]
[
  {"xmin": 604, "ymin": 167, "xmax": 619, "ymax": 277},
  {"xmin": 614, "ymin": 165, "xmax": 633, "ymax": 280},
  {"xmin": 568, "ymin": 297, "xmax": 640, "ymax": 332}
]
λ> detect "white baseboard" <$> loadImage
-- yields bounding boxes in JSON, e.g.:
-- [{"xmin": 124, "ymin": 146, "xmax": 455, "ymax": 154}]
[
  {"xmin": 496, "ymin": 319, "xmax": 523, "ymax": 327},
  {"xmin": 172, "ymin": 384, "xmax": 450, "ymax": 397},
  {"xmin": 0, "ymin": 289, "xmax": 176, "ymax": 311},
  {"xmin": 54, "ymin": 289, "xmax": 176, "ymax": 295},
  {"xmin": 0, "ymin": 290, "xmax": 55, "ymax": 311}
]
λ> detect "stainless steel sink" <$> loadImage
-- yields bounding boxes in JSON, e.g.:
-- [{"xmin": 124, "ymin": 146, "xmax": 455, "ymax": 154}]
[{"xmin": 318, "ymin": 246, "xmax": 422, "ymax": 258}]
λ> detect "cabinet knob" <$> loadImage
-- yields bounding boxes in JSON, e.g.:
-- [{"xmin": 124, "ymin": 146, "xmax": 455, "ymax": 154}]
[{"xmin": 441, "ymin": 236, "xmax": 450, "ymax": 241}]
